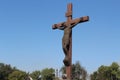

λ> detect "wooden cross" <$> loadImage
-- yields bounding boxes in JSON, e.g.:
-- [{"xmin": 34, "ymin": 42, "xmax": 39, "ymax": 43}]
[{"xmin": 52, "ymin": 3, "xmax": 89, "ymax": 80}]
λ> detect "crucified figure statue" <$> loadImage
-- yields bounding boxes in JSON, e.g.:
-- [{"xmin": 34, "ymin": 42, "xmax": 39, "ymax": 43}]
[
  {"xmin": 53, "ymin": 18, "xmax": 89, "ymax": 66},
  {"xmin": 55, "ymin": 22, "xmax": 80, "ymax": 66}
]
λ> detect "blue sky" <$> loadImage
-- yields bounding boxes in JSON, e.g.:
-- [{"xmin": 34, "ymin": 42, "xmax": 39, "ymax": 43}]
[{"xmin": 0, "ymin": 0, "xmax": 120, "ymax": 74}]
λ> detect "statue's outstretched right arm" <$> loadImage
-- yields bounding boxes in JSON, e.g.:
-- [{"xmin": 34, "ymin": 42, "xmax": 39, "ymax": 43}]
[{"xmin": 52, "ymin": 22, "xmax": 66, "ymax": 30}]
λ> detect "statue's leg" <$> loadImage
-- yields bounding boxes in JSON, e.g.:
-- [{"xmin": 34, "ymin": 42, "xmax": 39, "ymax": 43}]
[{"xmin": 62, "ymin": 37, "xmax": 70, "ymax": 66}]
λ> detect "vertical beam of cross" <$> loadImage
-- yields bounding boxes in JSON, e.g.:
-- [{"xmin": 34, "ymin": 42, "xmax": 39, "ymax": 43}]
[{"xmin": 65, "ymin": 3, "xmax": 72, "ymax": 80}]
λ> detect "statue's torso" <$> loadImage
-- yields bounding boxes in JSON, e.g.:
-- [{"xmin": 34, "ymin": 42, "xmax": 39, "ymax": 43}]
[{"xmin": 62, "ymin": 27, "xmax": 72, "ymax": 44}]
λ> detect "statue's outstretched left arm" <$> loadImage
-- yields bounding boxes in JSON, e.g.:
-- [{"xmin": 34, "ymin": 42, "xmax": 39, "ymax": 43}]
[{"xmin": 70, "ymin": 16, "xmax": 89, "ymax": 28}]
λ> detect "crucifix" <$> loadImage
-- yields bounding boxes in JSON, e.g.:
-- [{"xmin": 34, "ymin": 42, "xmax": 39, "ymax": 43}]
[{"xmin": 52, "ymin": 3, "xmax": 89, "ymax": 80}]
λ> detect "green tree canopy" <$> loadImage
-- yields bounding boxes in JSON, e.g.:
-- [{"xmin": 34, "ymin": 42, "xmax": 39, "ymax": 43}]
[
  {"xmin": 90, "ymin": 62, "xmax": 120, "ymax": 80},
  {"xmin": 0, "ymin": 63, "xmax": 16, "ymax": 80},
  {"xmin": 30, "ymin": 70, "xmax": 41, "ymax": 80},
  {"xmin": 60, "ymin": 61, "xmax": 87, "ymax": 80},
  {"xmin": 8, "ymin": 70, "xmax": 26, "ymax": 80},
  {"xmin": 41, "ymin": 68, "xmax": 55, "ymax": 80}
]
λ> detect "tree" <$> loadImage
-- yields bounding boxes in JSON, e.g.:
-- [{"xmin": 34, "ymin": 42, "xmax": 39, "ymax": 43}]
[
  {"xmin": 60, "ymin": 61, "xmax": 87, "ymax": 80},
  {"xmin": 8, "ymin": 70, "xmax": 26, "ymax": 80},
  {"xmin": 30, "ymin": 70, "xmax": 41, "ymax": 80},
  {"xmin": 41, "ymin": 68, "xmax": 55, "ymax": 80},
  {"xmin": 0, "ymin": 63, "xmax": 15, "ymax": 80},
  {"xmin": 90, "ymin": 62, "xmax": 120, "ymax": 80}
]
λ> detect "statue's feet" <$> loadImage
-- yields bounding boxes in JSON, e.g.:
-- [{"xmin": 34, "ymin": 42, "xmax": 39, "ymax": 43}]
[{"xmin": 63, "ymin": 57, "xmax": 70, "ymax": 66}]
